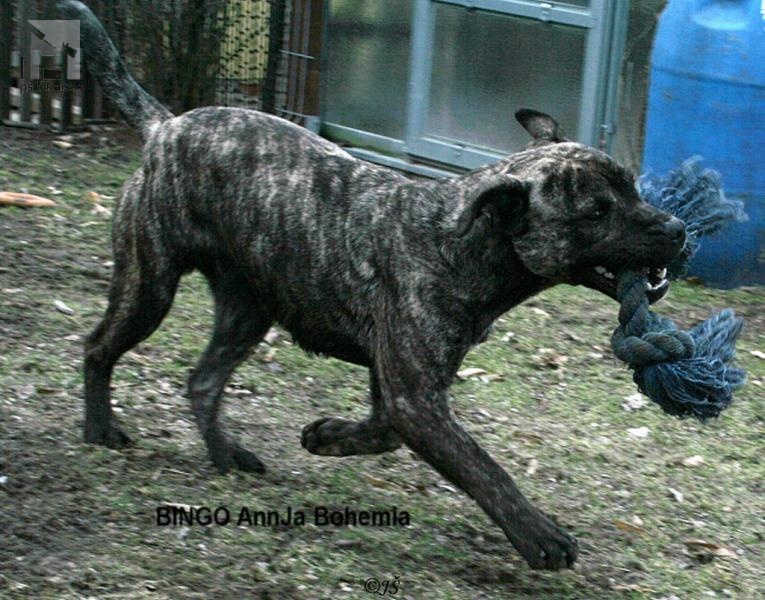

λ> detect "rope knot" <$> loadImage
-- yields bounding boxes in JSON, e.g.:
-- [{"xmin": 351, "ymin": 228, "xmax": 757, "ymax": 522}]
[{"xmin": 611, "ymin": 271, "xmax": 744, "ymax": 421}]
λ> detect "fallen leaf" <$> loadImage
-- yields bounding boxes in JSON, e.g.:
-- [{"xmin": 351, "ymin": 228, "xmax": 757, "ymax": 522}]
[
  {"xmin": 513, "ymin": 432, "xmax": 544, "ymax": 444},
  {"xmin": 483, "ymin": 373, "xmax": 505, "ymax": 382},
  {"xmin": 627, "ymin": 426, "xmax": 650, "ymax": 438},
  {"xmin": 525, "ymin": 458, "xmax": 539, "ymax": 476},
  {"xmin": 52, "ymin": 140, "xmax": 73, "ymax": 149},
  {"xmin": 91, "ymin": 203, "xmax": 111, "ymax": 216},
  {"xmin": 0, "ymin": 191, "xmax": 56, "ymax": 207},
  {"xmin": 749, "ymin": 350, "xmax": 765, "ymax": 360},
  {"xmin": 457, "ymin": 367, "xmax": 487, "ymax": 380},
  {"xmin": 622, "ymin": 393, "xmax": 647, "ymax": 412},
  {"xmin": 264, "ymin": 327, "xmax": 280, "ymax": 345},
  {"xmin": 668, "ymin": 487, "xmax": 684, "ymax": 503},
  {"xmin": 84, "ymin": 191, "xmax": 102, "ymax": 203},
  {"xmin": 361, "ymin": 472, "xmax": 399, "ymax": 490},
  {"xmin": 684, "ymin": 539, "xmax": 737, "ymax": 559},
  {"xmin": 613, "ymin": 519, "xmax": 647, "ymax": 534},
  {"xmin": 610, "ymin": 584, "xmax": 649, "ymax": 593},
  {"xmin": 681, "ymin": 455, "xmax": 705, "ymax": 467},
  {"xmin": 534, "ymin": 348, "xmax": 568, "ymax": 369},
  {"xmin": 164, "ymin": 502, "xmax": 200, "ymax": 511},
  {"xmin": 564, "ymin": 329, "xmax": 584, "ymax": 343},
  {"xmin": 53, "ymin": 300, "xmax": 75, "ymax": 315}
]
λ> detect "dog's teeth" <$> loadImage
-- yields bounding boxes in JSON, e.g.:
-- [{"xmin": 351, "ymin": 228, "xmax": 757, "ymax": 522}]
[
  {"xmin": 604, "ymin": 271, "xmax": 615, "ymax": 280},
  {"xmin": 594, "ymin": 266, "xmax": 607, "ymax": 275},
  {"xmin": 645, "ymin": 278, "xmax": 669, "ymax": 292},
  {"xmin": 658, "ymin": 267, "xmax": 667, "ymax": 279}
]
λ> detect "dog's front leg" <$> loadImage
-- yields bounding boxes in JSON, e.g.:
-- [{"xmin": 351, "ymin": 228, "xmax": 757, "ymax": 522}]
[{"xmin": 375, "ymin": 341, "xmax": 578, "ymax": 570}]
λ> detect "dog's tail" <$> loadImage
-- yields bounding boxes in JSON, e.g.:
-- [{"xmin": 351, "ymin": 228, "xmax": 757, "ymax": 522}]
[{"xmin": 57, "ymin": 0, "xmax": 172, "ymax": 140}]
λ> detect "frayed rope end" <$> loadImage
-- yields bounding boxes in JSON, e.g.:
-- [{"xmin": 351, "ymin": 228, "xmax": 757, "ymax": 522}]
[{"xmin": 630, "ymin": 309, "xmax": 746, "ymax": 421}]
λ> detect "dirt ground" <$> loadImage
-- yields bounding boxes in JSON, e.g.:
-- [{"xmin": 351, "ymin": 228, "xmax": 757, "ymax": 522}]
[{"xmin": 1, "ymin": 126, "xmax": 763, "ymax": 599}]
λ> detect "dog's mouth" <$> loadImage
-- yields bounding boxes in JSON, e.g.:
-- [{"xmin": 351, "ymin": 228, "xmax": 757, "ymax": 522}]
[{"xmin": 582, "ymin": 265, "xmax": 670, "ymax": 304}]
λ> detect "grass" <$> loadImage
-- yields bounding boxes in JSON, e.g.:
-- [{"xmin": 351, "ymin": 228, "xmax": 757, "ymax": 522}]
[{"xmin": 0, "ymin": 126, "xmax": 763, "ymax": 599}]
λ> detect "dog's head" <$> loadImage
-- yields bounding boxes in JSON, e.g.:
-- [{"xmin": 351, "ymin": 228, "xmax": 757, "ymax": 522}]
[{"xmin": 455, "ymin": 109, "xmax": 685, "ymax": 303}]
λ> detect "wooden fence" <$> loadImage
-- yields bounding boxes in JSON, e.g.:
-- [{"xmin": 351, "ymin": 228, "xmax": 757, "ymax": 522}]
[
  {"xmin": 0, "ymin": 0, "xmax": 117, "ymax": 130},
  {"xmin": 0, "ymin": 0, "xmax": 324, "ymax": 132}
]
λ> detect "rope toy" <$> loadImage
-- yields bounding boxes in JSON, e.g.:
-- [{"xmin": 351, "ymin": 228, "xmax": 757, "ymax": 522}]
[{"xmin": 611, "ymin": 158, "xmax": 747, "ymax": 421}]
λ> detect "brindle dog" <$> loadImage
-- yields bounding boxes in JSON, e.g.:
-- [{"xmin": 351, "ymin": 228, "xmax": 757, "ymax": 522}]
[{"xmin": 61, "ymin": 0, "xmax": 685, "ymax": 570}]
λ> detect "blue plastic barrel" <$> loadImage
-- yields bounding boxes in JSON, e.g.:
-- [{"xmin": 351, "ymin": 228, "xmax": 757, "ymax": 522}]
[{"xmin": 642, "ymin": 0, "xmax": 765, "ymax": 288}]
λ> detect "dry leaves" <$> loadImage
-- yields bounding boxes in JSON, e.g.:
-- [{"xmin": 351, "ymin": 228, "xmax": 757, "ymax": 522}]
[
  {"xmin": 613, "ymin": 519, "xmax": 647, "ymax": 534},
  {"xmin": 627, "ymin": 426, "xmax": 651, "ymax": 439},
  {"xmin": 456, "ymin": 368, "xmax": 504, "ymax": 382},
  {"xmin": 361, "ymin": 472, "xmax": 401, "ymax": 491},
  {"xmin": 668, "ymin": 487, "xmax": 685, "ymax": 503},
  {"xmin": 668, "ymin": 455, "xmax": 705, "ymax": 468},
  {"xmin": 622, "ymin": 393, "xmax": 648, "ymax": 412},
  {"xmin": 457, "ymin": 367, "xmax": 487, "ymax": 379},
  {"xmin": 91, "ymin": 203, "xmax": 111, "ymax": 216},
  {"xmin": 53, "ymin": 300, "xmax": 75, "ymax": 315},
  {"xmin": 264, "ymin": 327, "xmax": 281, "ymax": 345},
  {"xmin": 534, "ymin": 348, "xmax": 568, "ymax": 369},
  {"xmin": 0, "ymin": 191, "xmax": 56, "ymax": 207},
  {"xmin": 684, "ymin": 539, "xmax": 737, "ymax": 560}
]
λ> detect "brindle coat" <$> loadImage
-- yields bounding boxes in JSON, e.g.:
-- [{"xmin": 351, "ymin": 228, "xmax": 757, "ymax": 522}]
[{"xmin": 61, "ymin": 0, "xmax": 685, "ymax": 570}]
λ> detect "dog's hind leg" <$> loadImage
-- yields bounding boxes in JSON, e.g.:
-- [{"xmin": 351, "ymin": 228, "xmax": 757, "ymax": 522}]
[
  {"xmin": 189, "ymin": 269, "xmax": 272, "ymax": 474},
  {"xmin": 300, "ymin": 369, "xmax": 403, "ymax": 456},
  {"xmin": 84, "ymin": 227, "xmax": 180, "ymax": 448}
]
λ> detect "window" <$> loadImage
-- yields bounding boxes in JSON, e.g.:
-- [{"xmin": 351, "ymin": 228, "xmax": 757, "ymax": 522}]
[{"xmin": 322, "ymin": 0, "xmax": 628, "ymax": 173}]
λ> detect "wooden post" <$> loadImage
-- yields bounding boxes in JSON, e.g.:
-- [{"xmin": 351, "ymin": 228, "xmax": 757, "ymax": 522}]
[
  {"xmin": 60, "ymin": 42, "xmax": 72, "ymax": 129},
  {"xmin": 0, "ymin": 0, "xmax": 12, "ymax": 121},
  {"xmin": 18, "ymin": 0, "xmax": 33, "ymax": 124},
  {"xmin": 39, "ymin": 55, "xmax": 54, "ymax": 126},
  {"xmin": 262, "ymin": 0, "xmax": 286, "ymax": 114},
  {"xmin": 303, "ymin": 0, "xmax": 323, "ymax": 119}
]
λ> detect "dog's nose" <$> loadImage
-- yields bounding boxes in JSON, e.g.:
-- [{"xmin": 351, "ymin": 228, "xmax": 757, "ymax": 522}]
[{"xmin": 665, "ymin": 216, "xmax": 686, "ymax": 244}]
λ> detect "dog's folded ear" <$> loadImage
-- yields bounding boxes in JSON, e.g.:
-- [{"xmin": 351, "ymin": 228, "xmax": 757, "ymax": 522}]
[
  {"xmin": 515, "ymin": 109, "xmax": 567, "ymax": 143},
  {"xmin": 455, "ymin": 177, "xmax": 530, "ymax": 238}
]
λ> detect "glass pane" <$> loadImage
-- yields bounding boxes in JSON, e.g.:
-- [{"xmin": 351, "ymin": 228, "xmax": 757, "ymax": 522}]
[
  {"xmin": 425, "ymin": 5, "xmax": 587, "ymax": 154},
  {"xmin": 324, "ymin": 0, "xmax": 412, "ymax": 139}
]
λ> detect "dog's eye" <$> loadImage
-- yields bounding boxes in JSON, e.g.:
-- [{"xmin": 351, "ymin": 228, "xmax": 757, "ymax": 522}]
[{"xmin": 588, "ymin": 204, "xmax": 609, "ymax": 220}]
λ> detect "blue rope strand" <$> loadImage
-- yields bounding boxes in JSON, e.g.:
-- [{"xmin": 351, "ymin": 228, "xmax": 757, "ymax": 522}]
[{"xmin": 610, "ymin": 159, "xmax": 747, "ymax": 421}]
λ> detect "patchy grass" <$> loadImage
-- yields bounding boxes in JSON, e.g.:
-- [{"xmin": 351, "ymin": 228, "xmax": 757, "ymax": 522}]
[{"xmin": 0, "ymin": 126, "xmax": 763, "ymax": 599}]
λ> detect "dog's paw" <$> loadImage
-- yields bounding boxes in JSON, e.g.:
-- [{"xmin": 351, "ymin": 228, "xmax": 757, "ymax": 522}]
[
  {"xmin": 231, "ymin": 445, "xmax": 267, "ymax": 474},
  {"xmin": 84, "ymin": 421, "xmax": 132, "ymax": 449},
  {"xmin": 513, "ymin": 512, "xmax": 578, "ymax": 570},
  {"xmin": 300, "ymin": 417, "xmax": 340, "ymax": 456},
  {"xmin": 302, "ymin": 417, "xmax": 402, "ymax": 456},
  {"xmin": 301, "ymin": 417, "xmax": 349, "ymax": 456},
  {"xmin": 205, "ymin": 429, "xmax": 265, "ymax": 475}
]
